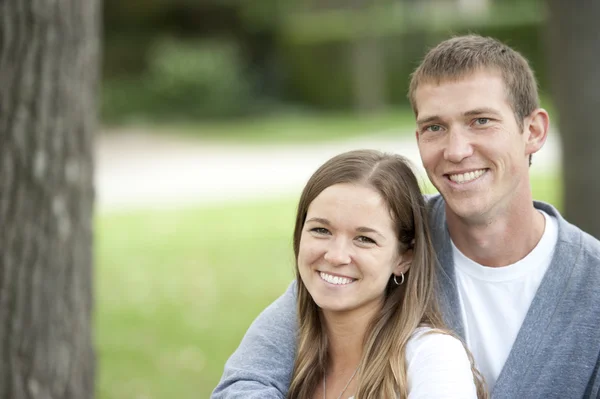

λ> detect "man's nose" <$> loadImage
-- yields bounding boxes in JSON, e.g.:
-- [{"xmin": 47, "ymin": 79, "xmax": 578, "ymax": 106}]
[{"xmin": 444, "ymin": 129, "xmax": 474, "ymax": 163}]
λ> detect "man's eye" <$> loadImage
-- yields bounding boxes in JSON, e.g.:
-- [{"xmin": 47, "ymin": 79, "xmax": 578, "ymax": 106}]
[
  {"xmin": 356, "ymin": 236, "xmax": 376, "ymax": 244},
  {"xmin": 475, "ymin": 118, "xmax": 490, "ymax": 125},
  {"xmin": 425, "ymin": 125, "xmax": 442, "ymax": 132}
]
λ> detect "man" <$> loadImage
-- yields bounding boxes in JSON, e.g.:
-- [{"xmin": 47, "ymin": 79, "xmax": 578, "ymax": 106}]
[{"xmin": 212, "ymin": 35, "xmax": 600, "ymax": 398}]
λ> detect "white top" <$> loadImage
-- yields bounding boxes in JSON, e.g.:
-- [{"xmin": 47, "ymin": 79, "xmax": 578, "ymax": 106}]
[
  {"xmin": 348, "ymin": 327, "xmax": 478, "ymax": 398},
  {"xmin": 453, "ymin": 210, "xmax": 558, "ymax": 391}
]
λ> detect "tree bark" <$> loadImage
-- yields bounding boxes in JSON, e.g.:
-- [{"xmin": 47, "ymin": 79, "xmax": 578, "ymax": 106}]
[
  {"xmin": 0, "ymin": 0, "xmax": 99, "ymax": 397},
  {"xmin": 545, "ymin": 0, "xmax": 600, "ymax": 238},
  {"xmin": 349, "ymin": 36, "xmax": 387, "ymax": 114}
]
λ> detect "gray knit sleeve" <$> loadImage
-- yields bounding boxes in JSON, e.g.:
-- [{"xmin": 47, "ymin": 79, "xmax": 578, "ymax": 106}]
[{"xmin": 211, "ymin": 281, "xmax": 297, "ymax": 398}]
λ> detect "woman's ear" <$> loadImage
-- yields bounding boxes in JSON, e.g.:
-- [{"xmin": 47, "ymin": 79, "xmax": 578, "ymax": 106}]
[{"xmin": 394, "ymin": 248, "xmax": 413, "ymax": 275}]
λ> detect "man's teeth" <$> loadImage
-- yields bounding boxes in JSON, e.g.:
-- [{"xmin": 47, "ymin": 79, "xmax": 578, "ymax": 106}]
[
  {"xmin": 319, "ymin": 272, "xmax": 354, "ymax": 285},
  {"xmin": 449, "ymin": 169, "xmax": 486, "ymax": 184}
]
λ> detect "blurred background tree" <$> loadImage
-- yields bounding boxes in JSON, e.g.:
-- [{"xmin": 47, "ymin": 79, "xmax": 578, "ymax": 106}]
[
  {"xmin": 546, "ymin": 0, "xmax": 600, "ymax": 239},
  {"xmin": 0, "ymin": 0, "xmax": 99, "ymax": 398}
]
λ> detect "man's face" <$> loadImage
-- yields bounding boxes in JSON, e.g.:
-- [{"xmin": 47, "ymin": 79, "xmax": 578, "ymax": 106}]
[{"xmin": 414, "ymin": 70, "xmax": 534, "ymax": 224}]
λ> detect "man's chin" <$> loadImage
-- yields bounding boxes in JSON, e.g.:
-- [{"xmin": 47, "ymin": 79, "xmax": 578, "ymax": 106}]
[{"xmin": 445, "ymin": 199, "xmax": 490, "ymax": 224}]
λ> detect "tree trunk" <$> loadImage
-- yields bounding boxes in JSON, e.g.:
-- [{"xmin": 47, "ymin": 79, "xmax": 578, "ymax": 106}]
[
  {"xmin": 545, "ymin": 0, "xmax": 600, "ymax": 238},
  {"xmin": 347, "ymin": 0, "xmax": 386, "ymax": 114},
  {"xmin": 349, "ymin": 36, "xmax": 387, "ymax": 114},
  {"xmin": 0, "ymin": 0, "xmax": 99, "ymax": 397}
]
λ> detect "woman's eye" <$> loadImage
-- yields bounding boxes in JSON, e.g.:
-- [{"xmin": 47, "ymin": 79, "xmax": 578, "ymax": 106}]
[
  {"xmin": 356, "ymin": 236, "xmax": 376, "ymax": 244},
  {"xmin": 310, "ymin": 227, "xmax": 330, "ymax": 235}
]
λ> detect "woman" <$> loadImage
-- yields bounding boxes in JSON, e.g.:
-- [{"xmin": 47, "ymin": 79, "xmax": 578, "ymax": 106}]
[{"xmin": 287, "ymin": 150, "xmax": 486, "ymax": 398}]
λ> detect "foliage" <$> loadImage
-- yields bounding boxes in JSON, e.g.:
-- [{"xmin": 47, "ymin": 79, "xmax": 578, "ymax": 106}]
[
  {"xmin": 100, "ymin": 0, "xmax": 549, "ymax": 123},
  {"xmin": 280, "ymin": 1, "xmax": 544, "ymax": 44},
  {"xmin": 102, "ymin": 39, "xmax": 257, "ymax": 122},
  {"xmin": 147, "ymin": 39, "xmax": 254, "ymax": 118},
  {"xmin": 280, "ymin": 22, "xmax": 548, "ymax": 110}
]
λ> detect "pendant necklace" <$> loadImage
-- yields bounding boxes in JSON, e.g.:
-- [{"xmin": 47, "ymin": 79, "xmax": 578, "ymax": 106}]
[{"xmin": 323, "ymin": 367, "xmax": 359, "ymax": 399}]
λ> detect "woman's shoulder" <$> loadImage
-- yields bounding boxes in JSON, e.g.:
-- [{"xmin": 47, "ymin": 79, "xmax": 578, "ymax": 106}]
[
  {"xmin": 405, "ymin": 327, "xmax": 478, "ymax": 398},
  {"xmin": 406, "ymin": 326, "xmax": 467, "ymax": 361},
  {"xmin": 405, "ymin": 327, "xmax": 474, "ymax": 375}
]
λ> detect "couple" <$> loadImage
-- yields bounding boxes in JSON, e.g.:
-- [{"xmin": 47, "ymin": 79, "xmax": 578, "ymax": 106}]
[{"xmin": 213, "ymin": 35, "xmax": 600, "ymax": 398}]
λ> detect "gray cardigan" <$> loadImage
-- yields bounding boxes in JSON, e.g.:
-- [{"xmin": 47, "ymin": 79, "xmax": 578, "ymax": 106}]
[{"xmin": 212, "ymin": 196, "xmax": 600, "ymax": 398}]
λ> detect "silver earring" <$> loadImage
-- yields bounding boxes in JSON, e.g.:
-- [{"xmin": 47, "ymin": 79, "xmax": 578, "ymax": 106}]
[{"xmin": 393, "ymin": 273, "xmax": 404, "ymax": 286}]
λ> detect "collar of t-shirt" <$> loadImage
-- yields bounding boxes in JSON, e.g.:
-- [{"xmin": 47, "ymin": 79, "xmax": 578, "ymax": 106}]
[{"xmin": 451, "ymin": 210, "xmax": 558, "ymax": 282}]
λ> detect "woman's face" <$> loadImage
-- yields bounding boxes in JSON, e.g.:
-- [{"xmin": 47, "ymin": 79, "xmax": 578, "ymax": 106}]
[{"xmin": 297, "ymin": 183, "xmax": 411, "ymax": 317}]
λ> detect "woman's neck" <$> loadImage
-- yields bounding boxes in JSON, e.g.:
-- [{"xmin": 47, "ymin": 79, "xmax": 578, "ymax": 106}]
[{"xmin": 321, "ymin": 304, "xmax": 377, "ymax": 372}]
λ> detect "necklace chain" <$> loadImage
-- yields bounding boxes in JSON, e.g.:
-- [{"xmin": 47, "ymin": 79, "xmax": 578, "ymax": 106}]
[{"xmin": 323, "ymin": 367, "xmax": 359, "ymax": 399}]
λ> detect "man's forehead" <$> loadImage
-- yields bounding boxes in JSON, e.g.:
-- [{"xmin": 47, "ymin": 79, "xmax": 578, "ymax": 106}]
[
  {"xmin": 416, "ymin": 66, "xmax": 504, "ymax": 86},
  {"xmin": 418, "ymin": 70, "xmax": 504, "ymax": 92},
  {"xmin": 414, "ymin": 72, "xmax": 510, "ymax": 119}
]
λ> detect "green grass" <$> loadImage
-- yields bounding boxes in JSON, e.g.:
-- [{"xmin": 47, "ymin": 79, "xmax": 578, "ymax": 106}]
[
  {"xmin": 96, "ymin": 173, "xmax": 562, "ymax": 398},
  {"xmin": 103, "ymin": 109, "xmax": 417, "ymax": 145},
  {"xmin": 96, "ymin": 200, "xmax": 298, "ymax": 398}
]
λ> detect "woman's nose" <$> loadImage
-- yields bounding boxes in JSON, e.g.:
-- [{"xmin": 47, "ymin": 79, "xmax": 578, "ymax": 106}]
[{"xmin": 323, "ymin": 238, "xmax": 352, "ymax": 265}]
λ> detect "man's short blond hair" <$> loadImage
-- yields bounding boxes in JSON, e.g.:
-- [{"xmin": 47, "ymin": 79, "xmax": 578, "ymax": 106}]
[{"xmin": 408, "ymin": 34, "xmax": 539, "ymax": 130}]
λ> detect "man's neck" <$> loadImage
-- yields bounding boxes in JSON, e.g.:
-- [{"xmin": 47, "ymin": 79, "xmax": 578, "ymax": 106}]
[{"xmin": 447, "ymin": 201, "xmax": 546, "ymax": 267}]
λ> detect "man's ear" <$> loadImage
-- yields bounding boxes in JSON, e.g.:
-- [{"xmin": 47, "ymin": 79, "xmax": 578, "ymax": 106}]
[
  {"xmin": 525, "ymin": 108, "xmax": 550, "ymax": 157},
  {"xmin": 394, "ymin": 249, "xmax": 414, "ymax": 276}
]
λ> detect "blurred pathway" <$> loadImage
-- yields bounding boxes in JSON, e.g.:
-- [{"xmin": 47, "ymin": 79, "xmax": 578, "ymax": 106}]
[{"xmin": 95, "ymin": 128, "xmax": 562, "ymax": 213}]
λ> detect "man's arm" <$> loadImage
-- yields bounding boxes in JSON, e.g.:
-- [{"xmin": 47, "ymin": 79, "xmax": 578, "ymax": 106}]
[
  {"xmin": 211, "ymin": 281, "xmax": 297, "ymax": 398},
  {"xmin": 587, "ymin": 349, "xmax": 600, "ymax": 398}
]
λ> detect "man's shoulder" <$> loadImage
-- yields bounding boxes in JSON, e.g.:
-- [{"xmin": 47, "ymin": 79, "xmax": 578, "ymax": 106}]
[
  {"xmin": 576, "ymin": 229, "xmax": 600, "ymax": 269},
  {"xmin": 424, "ymin": 193, "xmax": 444, "ymax": 214},
  {"xmin": 537, "ymin": 200, "xmax": 600, "ymax": 263},
  {"xmin": 424, "ymin": 193, "xmax": 442, "ymax": 205},
  {"xmin": 579, "ymin": 229, "xmax": 600, "ymax": 262},
  {"xmin": 538, "ymin": 201, "xmax": 600, "ymax": 289},
  {"xmin": 423, "ymin": 193, "xmax": 446, "ymax": 227}
]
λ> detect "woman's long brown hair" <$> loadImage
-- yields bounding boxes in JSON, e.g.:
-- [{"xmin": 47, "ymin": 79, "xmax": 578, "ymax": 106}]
[{"xmin": 286, "ymin": 150, "xmax": 487, "ymax": 399}]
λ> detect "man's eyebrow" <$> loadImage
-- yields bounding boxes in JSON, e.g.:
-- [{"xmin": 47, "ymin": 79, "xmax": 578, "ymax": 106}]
[
  {"xmin": 463, "ymin": 107, "xmax": 502, "ymax": 117},
  {"xmin": 417, "ymin": 108, "xmax": 502, "ymax": 125},
  {"xmin": 416, "ymin": 115, "xmax": 441, "ymax": 125}
]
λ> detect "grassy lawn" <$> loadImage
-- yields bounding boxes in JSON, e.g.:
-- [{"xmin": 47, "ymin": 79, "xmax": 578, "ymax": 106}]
[
  {"xmin": 103, "ymin": 109, "xmax": 417, "ymax": 145},
  {"xmin": 95, "ymin": 173, "xmax": 562, "ymax": 399}
]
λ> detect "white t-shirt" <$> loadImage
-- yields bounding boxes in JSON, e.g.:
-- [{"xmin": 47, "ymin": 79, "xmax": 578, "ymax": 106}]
[
  {"xmin": 348, "ymin": 327, "xmax": 478, "ymax": 398},
  {"xmin": 453, "ymin": 210, "xmax": 558, "ymax": 391}
]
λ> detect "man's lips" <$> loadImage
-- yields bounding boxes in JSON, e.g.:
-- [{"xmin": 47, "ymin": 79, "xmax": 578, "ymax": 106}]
[{"xmin": 445, "ymin": 168, "xmax": 488, "ymax": 184}]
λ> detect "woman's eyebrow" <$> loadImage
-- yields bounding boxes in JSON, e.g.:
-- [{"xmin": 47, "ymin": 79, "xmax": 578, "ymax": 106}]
[
  {"xmin": 306, "ymin": 217, "xmax": 330, "ymax": 225},
  {"xmin": 356, "ymin": 227, "xmax": 386, "ymax": 240}
]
